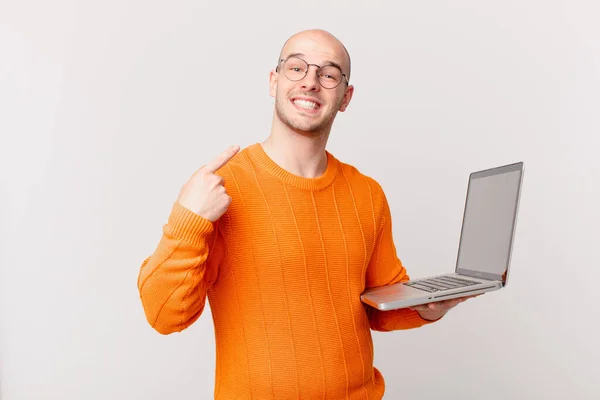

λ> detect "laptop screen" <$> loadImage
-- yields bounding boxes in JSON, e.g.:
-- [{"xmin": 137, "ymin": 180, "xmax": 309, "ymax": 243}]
[{"xmin": 455, "ymin": 163, "xmax": 523, "ymax": 282}]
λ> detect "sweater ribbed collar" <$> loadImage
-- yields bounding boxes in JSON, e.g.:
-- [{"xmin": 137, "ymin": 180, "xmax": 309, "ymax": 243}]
[{"xmin": 246, "ymin": 143, "xmax": 340, "ymax": 191}]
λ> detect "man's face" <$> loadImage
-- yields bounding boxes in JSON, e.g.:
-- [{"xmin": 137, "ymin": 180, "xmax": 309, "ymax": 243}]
[{"xmin": 269, "ymin": 34, "xmax": 353, "ymax": 137}]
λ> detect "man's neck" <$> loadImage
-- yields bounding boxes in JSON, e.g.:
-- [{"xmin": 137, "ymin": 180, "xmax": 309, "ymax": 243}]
[{"xmin": 261, "ymin": 121, "xmax": 331, "ymax": 179}]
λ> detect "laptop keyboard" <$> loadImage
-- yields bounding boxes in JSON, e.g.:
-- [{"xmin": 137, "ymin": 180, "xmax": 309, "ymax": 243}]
[{"xmin": 404, "ymin": 276, "xmax": 480, "ymax": 293}]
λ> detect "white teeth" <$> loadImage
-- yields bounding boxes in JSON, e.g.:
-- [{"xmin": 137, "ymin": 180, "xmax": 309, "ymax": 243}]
[{"xmin": 293, "ymin": 99, "xmax": 319, "ymax": 109}]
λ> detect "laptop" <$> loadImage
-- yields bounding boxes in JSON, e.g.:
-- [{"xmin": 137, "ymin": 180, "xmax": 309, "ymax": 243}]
[{"xmin": 360, "ymin": 161, "xmax": 524, "ymax": 311}]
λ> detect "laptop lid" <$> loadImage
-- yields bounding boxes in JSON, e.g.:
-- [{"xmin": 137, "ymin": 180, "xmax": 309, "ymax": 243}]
[{"xmin": 454, "ymin": 162, "xmax": 524, "ymax": 284}]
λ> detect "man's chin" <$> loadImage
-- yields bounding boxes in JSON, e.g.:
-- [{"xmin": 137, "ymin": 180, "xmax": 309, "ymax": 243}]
[
  {"xmin": 276, "ymin": 106, "xmax": 332, "ymax": 136},
  {"xmin": 289, "ymin": 123, "xmax": 328, "ymax": 137}
]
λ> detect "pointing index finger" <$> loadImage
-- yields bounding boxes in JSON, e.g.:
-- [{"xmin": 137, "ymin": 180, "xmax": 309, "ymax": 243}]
[{"xmin": 205, "ymin": 145, "xmax": 240, "ymax": 173}]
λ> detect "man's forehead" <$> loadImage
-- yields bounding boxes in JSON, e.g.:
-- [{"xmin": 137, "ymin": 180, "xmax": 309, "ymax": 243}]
[
  {"xmin": 280, "ymin": 34, "xmax": 348, "ymax": 66},
  {"xmin": 282, "ymin": 50, "xmax": 343, "ymax": 66}
]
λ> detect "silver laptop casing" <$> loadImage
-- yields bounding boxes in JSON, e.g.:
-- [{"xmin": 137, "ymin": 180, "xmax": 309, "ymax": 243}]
[{"xmin": 360, "ymin": 162, "xmax": 524, "ymax": 311}]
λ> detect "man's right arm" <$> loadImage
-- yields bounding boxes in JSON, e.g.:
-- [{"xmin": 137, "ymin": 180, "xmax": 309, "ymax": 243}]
[
  {"xmin": 137, "ymin": 145, "xmax": 239, "ymax": 334},
  {"xmin": 137, "ymin": 201, "xmax": 224, "ymax": 334}
]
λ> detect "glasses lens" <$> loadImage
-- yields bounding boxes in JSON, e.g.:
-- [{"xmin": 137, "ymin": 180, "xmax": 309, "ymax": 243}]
[
  {"xmin": 282, "ymin": 57, "xmax": 308, "ymax": 81},
  {"xmin": 318, "ymin": 65, "xmax": 343, "ymax": 88},
  {"xmin": 279, "ymin": 57, "xmax": 345, "ymax": 88}
]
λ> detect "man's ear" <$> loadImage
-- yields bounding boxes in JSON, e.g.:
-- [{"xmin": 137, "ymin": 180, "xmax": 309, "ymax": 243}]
[
  {"xmin": 338, "ymin": 85, "xmax": 354, "ymax": 112},
  {"xmin": 269, "ymin": 70, "xmax": 278, "ymax": 98}
]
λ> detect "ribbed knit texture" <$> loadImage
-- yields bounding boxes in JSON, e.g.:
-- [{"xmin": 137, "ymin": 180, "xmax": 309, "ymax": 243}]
[{"xmin": 138, "ymin": 143, "xmax": 435, "ymax": 399}]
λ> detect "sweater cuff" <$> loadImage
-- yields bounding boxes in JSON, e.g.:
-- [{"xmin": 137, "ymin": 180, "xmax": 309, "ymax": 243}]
[{"xmin": 165, "ymin": 201, "xmax": 215, "ymax": 247}]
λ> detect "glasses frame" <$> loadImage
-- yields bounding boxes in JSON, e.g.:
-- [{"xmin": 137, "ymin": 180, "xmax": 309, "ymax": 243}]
[{"xmin": 275, "ymin": 56, "xmax": 349, "ymax": 89}]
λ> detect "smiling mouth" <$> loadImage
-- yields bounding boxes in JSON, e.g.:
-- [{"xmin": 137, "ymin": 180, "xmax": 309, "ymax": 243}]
[{"xmin": 291, "ymin": 98, "xmax": 321, "ymax": 111}]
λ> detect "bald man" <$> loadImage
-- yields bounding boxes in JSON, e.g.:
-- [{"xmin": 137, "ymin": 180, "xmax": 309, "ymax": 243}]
[{"xmin": 138, "ymin": 29, "xmax": 475, "ymax": 399}]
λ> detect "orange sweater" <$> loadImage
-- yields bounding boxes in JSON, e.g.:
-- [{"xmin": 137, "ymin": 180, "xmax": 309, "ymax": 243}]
[{"xmin": 138, "ymin": 143, "xmax": 435, "ymax": 399}]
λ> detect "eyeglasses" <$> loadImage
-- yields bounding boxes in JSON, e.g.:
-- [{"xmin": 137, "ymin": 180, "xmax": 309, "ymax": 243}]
[{"xmin": 276, "ymin": 56, "xmax": 349, "ymax": 89}]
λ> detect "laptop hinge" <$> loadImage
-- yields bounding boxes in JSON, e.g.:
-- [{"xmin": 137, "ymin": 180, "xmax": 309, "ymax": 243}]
[{"xmin": 456, "ymin": 268, "xmax": 501, "ymax": 281}]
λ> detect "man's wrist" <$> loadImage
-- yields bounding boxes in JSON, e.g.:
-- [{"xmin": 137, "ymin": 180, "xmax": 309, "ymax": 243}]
[{"xmin": 416, "ymin": 308, "xmax": 445, "ymax": 321}]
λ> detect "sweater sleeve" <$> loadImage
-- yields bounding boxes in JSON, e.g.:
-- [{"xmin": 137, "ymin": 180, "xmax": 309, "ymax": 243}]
[
  {"xmin": 364, "ymin": 191, "xmax": 440, "ymax": 331},
  {"xmin": 137, "ymin": 201, "xmax": 225, "ymax": 334}
]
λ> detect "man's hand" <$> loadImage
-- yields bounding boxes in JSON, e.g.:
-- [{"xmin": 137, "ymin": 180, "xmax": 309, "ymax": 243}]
[
  {"xmin": 177, "ymin": 145, "xmax": 240, "ymax": 221},
  {"xmin": 409, "ymin": 294, "xmax": 482, "ymax": 321}
]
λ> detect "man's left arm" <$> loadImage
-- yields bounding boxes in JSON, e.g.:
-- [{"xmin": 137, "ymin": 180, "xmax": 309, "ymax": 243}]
[{"xmin": 364, "ymin": 192, "xmax": 475, "ymax": 331}]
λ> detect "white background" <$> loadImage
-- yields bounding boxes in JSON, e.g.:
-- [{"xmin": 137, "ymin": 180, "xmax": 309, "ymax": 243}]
[{"xmin": 1, "ymin": 0, "xmax": 599, "ymax": 399}]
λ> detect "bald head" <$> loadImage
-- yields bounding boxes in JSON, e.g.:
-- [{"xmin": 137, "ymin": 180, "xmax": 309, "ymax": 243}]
[{"xmin": 278, "ymin": 29, "xmax": 351, "ymax": 81}]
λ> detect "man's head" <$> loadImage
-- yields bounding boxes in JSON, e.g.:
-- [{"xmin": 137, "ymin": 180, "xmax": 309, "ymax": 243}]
[{"xmin": 269, "ymin": 29, "xmax": 354, "ymax": 137}]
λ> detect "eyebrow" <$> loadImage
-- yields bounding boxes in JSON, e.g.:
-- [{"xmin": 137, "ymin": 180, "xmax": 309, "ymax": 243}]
[{"xmin": 283, "ymin": 52, "xmax": 344, "ymax": 71}]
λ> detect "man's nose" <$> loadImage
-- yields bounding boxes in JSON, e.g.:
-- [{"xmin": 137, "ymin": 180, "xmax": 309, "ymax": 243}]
[{"xmin": 300, "ymin": 66, "xmax": 321, "ymax": 91}]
